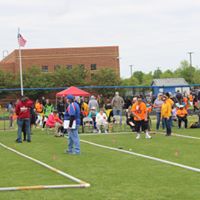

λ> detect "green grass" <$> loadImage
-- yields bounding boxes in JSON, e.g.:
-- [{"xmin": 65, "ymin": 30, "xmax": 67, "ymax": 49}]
[{"xmin": 0, "ymin": 123, "xmax": 200, "ymax": 200}]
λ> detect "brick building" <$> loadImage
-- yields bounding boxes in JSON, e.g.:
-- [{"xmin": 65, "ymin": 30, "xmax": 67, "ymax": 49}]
[{"xmin": 0, "ymin": 46, "xmax": 120, "ymax": 78}]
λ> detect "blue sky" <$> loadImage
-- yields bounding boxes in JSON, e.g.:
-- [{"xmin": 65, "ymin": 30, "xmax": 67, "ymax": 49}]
[{"xmin": 0, "ymin": 0, "xmax": 199, "ymax": 78}]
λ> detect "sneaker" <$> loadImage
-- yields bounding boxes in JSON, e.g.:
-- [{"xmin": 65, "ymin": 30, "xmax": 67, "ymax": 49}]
[
  {"xmin": 98, "ymin": 130, "xmax": 101, "ymax": 134},
  {"xmin": 145, "ymin": 134, "xmax": 152, "ymax": 139},
  {"xmin": 136, "ymin": 134, "xmax": 140, "ymax": 139}
]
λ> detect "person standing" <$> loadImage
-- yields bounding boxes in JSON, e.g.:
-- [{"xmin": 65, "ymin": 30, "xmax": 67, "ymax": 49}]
[
  {"xmin": 161, "ymin": 95, "xmax": 172, "ymax": 136},
  {"xmin": 64, "ymin": 94, "xmax": 81, "ymax": 155},
  {"xmin": 88, "ymin": 96, "xmax": 99, "ymax": 111},
  {"xmin": 153, "ymin": 93, "xmax": 165, "ymax": 131},
  {"xmin": 111, "ymin": 92, "xmax": 124, "ymax": 124},
  {"xmin": 15, "ymin": 96, "xmax": 33, "ymax": 143},
  {"xmin": 43, "ymin": 99, "xmax": 54, "ymax": 129},
  {"xmin": 131, "ymin": 96, "xmax": 151, "ymax": 139}
]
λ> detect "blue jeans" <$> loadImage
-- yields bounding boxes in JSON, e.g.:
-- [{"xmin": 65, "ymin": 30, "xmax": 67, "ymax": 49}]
[
  {"xmin": 67, "ymin": 126, "xmax": 80, "ymax": 154},
  {"xmin": 17, "ymin": 118, "xmax": 31, "ymax": 142},
  {"xmin": 156, "ymin": 112, "xmax": 165, "ymax": 130},
  {"xmin": 164, "ymin": 118, "xmax": 172, "ymax": 135},
  {"xmin": 113, "ymin": 109, "xmax": 122, "ymax": 124}
]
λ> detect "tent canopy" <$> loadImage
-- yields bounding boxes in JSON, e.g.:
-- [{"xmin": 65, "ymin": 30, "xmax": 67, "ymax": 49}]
[{"xmin": 56, "ymin": 86, "xmax": 90, "ymax": 97}]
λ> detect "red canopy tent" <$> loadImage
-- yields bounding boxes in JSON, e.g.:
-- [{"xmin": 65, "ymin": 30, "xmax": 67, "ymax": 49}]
[{"xmin": 56, "ymin": 86, "xmax": 90, "ymax": 97}]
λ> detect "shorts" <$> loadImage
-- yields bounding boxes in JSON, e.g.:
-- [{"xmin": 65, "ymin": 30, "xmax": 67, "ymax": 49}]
[{"xmin": 134, "ymin": 120, "xmax": 148, "ymax": 132}]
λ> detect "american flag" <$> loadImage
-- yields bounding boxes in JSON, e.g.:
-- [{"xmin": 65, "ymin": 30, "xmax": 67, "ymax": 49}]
[{"xmin": 18, "ymin": 33, "xmax": 27, "ymax": 47}]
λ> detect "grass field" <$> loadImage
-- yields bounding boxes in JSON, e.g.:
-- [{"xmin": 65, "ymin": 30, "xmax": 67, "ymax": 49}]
[{"xmin": 0, "ymin": 119, "xmax": 200, "ymax": 200}]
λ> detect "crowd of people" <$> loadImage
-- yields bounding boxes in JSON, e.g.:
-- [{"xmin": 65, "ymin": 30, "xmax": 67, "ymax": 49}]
[{"xmin": 4, "ymin": 89, "xmax": 200, "ymax": 154}]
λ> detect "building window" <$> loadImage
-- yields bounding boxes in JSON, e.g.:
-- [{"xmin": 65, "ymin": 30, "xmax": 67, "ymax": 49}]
[
  {"xmin": 41, "ymin": 65, "xmax": 48, "ymax": 72},
  {"xmin": 66, "ymin": 64, "xmax": 72, "ymax": 70},
  {"xmin": 54, "ymin": 65, "xmax": 61, "ymax": 71},
  {"xmin": 91, "ymin": 64, "xmax": 97, "ymax": 70}
]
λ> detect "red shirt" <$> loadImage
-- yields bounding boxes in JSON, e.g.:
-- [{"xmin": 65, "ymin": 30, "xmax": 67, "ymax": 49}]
[{"xmin": 15, "ymin": 99, "xmax": 33, "ymax": 119}]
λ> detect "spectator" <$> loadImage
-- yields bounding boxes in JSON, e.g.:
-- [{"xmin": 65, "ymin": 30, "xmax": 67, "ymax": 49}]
[
  {"xmin": 46, "ymin": 110, "xmax": 63, "ymax": 136},
  {"xmin": 57, "ymin": 97, "xmax": 65, "ymax": 120},
  {"xmin": 111, "ymin": 92, "xmax": 124, "ymax": 125},
  {"xmin": 7, "ymin": 102, "xmax": 14, "ymax": 128},
  {"xmin": 15, "ymin": 96, "xmax": 33, "ymax": 143},
  {"xmin": 161, "ymin": 95, "xmax": 172, "ymax": 136},
  {"xmin": 153, "ymin": 93, "xmax": 165, "ymax": 131},
  {"xmin": 43, "ymin": 99, "xmax": 54, "ymax": 129},
  {"xmin": 64, "ymin": 94, "xmax": 81, "ymax": 155},
  {"xmin": 125, "ymin": 106, "xmax": 135, "ymax": 132},
  {"xmin": 176, "ymin": 105, "xmax": 188, "ymax": 128},
  {"xmin": 35, "ymin": 99, "xmax": 43, "ymax": 128},
  {"xmin": 88, "ymin": 107, "xmax": 98, "ymax": 132},
  {"xmin": 88, "ymin": 96, "xmax": 99, "ymax": 111},
  {"xmin": 104, "ymin": 98, "xmax": 113, "ymax": 123},
  {"xmin": 96, "ymin": 108, "xmax": 108, "ymax": 133}
]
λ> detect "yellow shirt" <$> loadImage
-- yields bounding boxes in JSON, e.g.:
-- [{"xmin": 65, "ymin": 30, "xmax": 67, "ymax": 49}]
[
  {"xmin": 166, "ymin": 98, "xmax": 174, "ymax": 107},
  {"xmin": 161, "ymin": 102, "xmax": 172, "ymax": 118}
]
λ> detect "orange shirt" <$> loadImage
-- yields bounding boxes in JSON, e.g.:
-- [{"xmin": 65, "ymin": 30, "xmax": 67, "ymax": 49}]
[
  {"xmin": 35, "ymin": 102, "xmax": 43, "ymax": 113},
  {"xmin": 188, "ymin": 94, "xmax": 193, "ymax": 102},
  {"xmin": 183, "ymin": 97, "xmax": 189, "ymax": 110},
  {"xmin": 131, "ymin": 102, "xmax": 147, "ymax": 121},
  {"xmin": 176, "ymin": 108, "xmax": 187, "ymax": 117}
]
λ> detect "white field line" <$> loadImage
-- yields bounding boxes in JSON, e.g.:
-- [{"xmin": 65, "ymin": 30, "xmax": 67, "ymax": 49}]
[
  {"xmin": 157, "ymin": 131, "xmax": 200, "ymax": 140},
  {"xmin": 80, "ymin": 132, "xmax": 131, "ymax": 136},
  {"xmin": 81, "ymin": 139, "xmax": 200, "ymax": 173},
  {"xmin": 0, "ymin": 142, "xmax": 90, "ymax": 191}
]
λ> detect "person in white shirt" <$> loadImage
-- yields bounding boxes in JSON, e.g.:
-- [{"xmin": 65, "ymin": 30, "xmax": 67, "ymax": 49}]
[{"xmin": 96, "ymin": 108, "xmax": 108, "ymax": 133}]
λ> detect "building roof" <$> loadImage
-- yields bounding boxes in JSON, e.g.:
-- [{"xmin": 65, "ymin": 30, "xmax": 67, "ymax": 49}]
[{"xmin": 152, "ymin": 78, "xmax": 189, "ymax": 86}]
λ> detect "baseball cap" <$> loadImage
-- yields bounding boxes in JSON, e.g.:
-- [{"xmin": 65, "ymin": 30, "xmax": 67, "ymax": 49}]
[{"xmin": 66, "ymin": 94, "xmax": 74, "ymax": 100}]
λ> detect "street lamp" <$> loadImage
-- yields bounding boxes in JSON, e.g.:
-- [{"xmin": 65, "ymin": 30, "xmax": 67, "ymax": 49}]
[
  {"xmin": 188, "ymin": 52, "xmax": 194, "ymax": 67},
  {"xmin": 129, "ymin": 65, "xmax": 133, "ymax": 77}
]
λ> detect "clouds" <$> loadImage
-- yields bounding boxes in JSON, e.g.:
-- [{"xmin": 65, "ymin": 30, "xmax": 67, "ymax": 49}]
[{"xmin": 0, "ymin": 0, "xmax": 199, "ymax": 77}]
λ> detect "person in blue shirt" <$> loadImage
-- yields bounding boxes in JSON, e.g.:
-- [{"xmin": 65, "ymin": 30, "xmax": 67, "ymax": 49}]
[{"xmin": 64, "ymin": 94, "xmax": 81, "ymax": 155}]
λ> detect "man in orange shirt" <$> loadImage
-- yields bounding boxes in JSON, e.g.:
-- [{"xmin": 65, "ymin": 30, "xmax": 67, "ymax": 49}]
[
  {"xmin": 176, "ymin": 105, "xmax": 188, "ymax": 128},
  {"xmin": 131, "ymin": 96, "xmax": 151, "ymax": 139}
]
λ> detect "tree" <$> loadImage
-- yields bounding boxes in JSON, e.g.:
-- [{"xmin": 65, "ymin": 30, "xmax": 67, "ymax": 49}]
[
  {"xmin": 132, "ymin": 71, "xmax": 144, "ymax": 85},
  {"xmin": 174, "ymin": 60, "xmax": 196, "ymax": 83},
  {"xmin": 153, "ymin": 68, "xmax": 162, "ymax": 78}
]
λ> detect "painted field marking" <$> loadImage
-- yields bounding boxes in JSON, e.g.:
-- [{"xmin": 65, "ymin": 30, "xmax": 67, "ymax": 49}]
[
  {"xmin": 0, "ymin": 142, "xmax": 90, "ymax": 191},
  {"xmin": 157, "ymin": 131, "xmax": 200, "ymax": 140},
  {"xmin": 81, "ymin": 139, "xmax": 200, "ymax": 173}
]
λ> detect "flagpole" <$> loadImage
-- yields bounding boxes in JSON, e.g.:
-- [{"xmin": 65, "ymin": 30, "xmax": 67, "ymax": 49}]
[{"xmin": 18, "ymin": 28, "xmax": 24, "ymax": 96}]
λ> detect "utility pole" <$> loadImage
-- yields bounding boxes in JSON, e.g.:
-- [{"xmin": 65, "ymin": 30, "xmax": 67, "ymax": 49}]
[
  {"xmin": 188, "ymin": 52, "xmax": 194, "ymax": 67},
  {"xmin": 129, "ymin": 65, "xmax": 133, "ymax": 77}
]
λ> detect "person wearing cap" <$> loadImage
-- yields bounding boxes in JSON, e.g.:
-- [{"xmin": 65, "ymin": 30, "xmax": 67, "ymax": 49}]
[
  {"xmin": 161, "ymin": 95, "xmax": 172, "ymax": 136},
  {"xmin": 176, "ymin": 105, "xmax": 188, "ymax": 128},
  {"xmin": 153, "ymin": 93, "xmax": 165, "ymax": 131},
  {"xmin": 131, "ymin": 96, "xmax": 151, "ymax": 139},
  {"xmin": 111, "ymin": 91, "xmax": 124, "ymax": 125},
  {"xmin": 64, "ymin": 94, "xmax": 81, "ymax": 154}
]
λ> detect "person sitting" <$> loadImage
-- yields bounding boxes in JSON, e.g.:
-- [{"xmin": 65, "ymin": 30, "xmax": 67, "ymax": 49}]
[
  {"xmin": 176, "ymin": 105, "xmax": 188, "ymax": 128},
  {"xmin": 46, "ymin": 110, "xmax": 63, "ymax": 136},
  {"xmin": 88, "ymin": 107, "xmax": 98, "ymax": 132},
  {"xmin": 125, "ymin": 106, "xmax": 135, "ymax": 131},
  {"xmin": 96, "ymin": 108, "xmax": 108, "ymax": 133}
]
